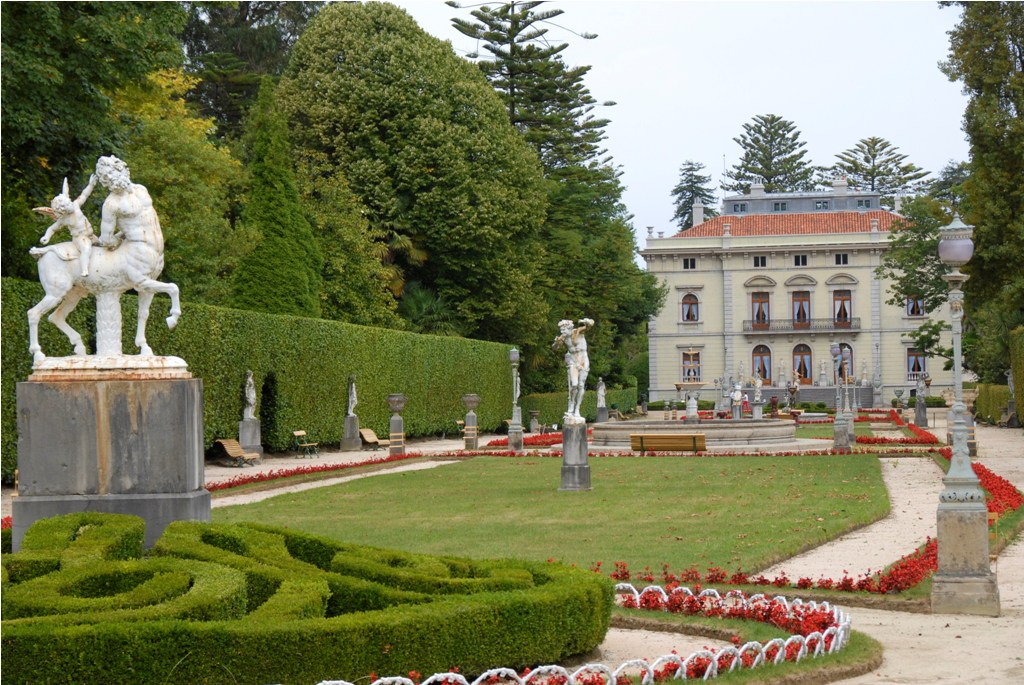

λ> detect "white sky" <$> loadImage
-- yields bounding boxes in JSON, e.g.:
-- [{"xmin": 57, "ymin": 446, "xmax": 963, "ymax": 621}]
[{"xmin": 389, "ymin": 1, "xmax": 969, "ymax": 242}]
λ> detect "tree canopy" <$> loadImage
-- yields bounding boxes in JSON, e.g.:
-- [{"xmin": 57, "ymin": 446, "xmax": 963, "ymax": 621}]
[
  {"xmin": 278, "ymin": 2, "xmax": 549, "ymax": 343},
  {"xmin": 833, "ymin": 136, "xmax": 929, "ymax": 206},
  {"xmin": 670, "ymin": 160, "xmax": 720, "ymax": 230},
  {"xmin": 1, "ymin": 1, "xmax": 186, "ymax": 277},
  {"xmin": 230, "ymin": 79, "xmax": 322, "ymax": 317},
  {"xmin": 723, "ymin": 114, "xmax": 816, "ymax": 194}
]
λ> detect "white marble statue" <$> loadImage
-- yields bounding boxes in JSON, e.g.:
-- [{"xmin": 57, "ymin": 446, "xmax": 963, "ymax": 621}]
[
  {"xmin": 730, "ymin": 382, "xmax": 743, "ymax": 407},
  {"xmin": 347, "ymin": 374, "xmax": 358, "ymax": 416},
  {"xmin": 27, "ymin": 155, "xmax": 181, "ymax": 364},
  {"xmin": 553, "ymin": 318, "xmax": 594, "ymax": 421},
  {"xmin": 752, "ymin": 373, "xmax": 763, "ymax": 403},
  {"xmin": 243, "ymin": 370, "xmax": 257, "ymax": 420},
  {"xmin": 596, "ymin": 377, "xmax": 606, "ymax": 408},
  {"xmin": 33, "ymin": 175, "xmax": 98, "ymax": 277},
  {"xmin": 860, "ymin": 360, "xmax": 869, "ymax": 387}
]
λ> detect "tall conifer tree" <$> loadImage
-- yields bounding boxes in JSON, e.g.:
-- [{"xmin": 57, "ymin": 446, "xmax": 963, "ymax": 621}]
[
  {"xmin": 670, "ymin": 160, "xmax": 719, "ymax": 230},
  {"xmin": 230, "ymin": 79, "xmax": 322, "ymax": 317},
  {"xmin": 833, "ymin": 136, "xmax": 928, "ymax": 206},
  {"xmin": 723, "ymin": 114, "xmax": 816, "ymax": 193}
]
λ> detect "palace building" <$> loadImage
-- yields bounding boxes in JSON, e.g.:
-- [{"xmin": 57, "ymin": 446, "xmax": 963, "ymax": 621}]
[{"xmin": 640, "ymin": 179, "xmax": 952, "ymax": 405}]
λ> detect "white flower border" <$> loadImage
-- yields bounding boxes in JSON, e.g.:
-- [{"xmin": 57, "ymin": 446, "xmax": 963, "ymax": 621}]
[{"xmin": 313, "ymin": 584, "xmax": 853, "ymax": 685}]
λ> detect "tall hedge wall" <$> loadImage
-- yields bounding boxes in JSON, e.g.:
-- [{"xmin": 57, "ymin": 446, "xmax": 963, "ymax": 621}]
[
  {"xmin": 974, "ymin": 384, "xmax": 1011, "ymax": 425},
  {"xmin": 522, "ymin": 386, "xmax": 637, "ymax": 427},
  {"xmin": 2, "ymin": 278, "xmax": 514, "ymax": 482}
]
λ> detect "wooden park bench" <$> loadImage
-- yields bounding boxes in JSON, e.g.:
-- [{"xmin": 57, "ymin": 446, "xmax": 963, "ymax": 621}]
[
  {"xmin": 215, "ymin": 438, "xmax": 260, "ymax": 467},
  {"xmin": 630, "ymin": 433, "xmax": 707, "ymax": 453},
  {"xmin": 292, "ymin": 430, "xmax": 319, "ymax": 458},
  {"xmin": 455, "ymin": 420, "xmax": 466, "ymax": 435},
  {"xmin": 359, "ymin": 428, "xmax": 390, "ymax": 450}
]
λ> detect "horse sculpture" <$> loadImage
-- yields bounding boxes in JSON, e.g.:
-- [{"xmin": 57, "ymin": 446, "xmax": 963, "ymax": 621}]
[{"xmin": 27, "ymin": 156, "xmax": 181, "ymax": 364}]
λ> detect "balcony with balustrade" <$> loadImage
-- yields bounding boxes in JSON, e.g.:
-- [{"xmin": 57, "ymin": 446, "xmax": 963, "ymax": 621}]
[{"xmin": 741, "ymin": 317, "xmax": 862, "ymax": 335}]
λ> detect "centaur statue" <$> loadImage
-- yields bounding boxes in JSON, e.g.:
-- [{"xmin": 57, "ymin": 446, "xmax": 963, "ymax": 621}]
[{"xmin": 27, "ymin": 155, "xmax": 181, "ymax": 364}]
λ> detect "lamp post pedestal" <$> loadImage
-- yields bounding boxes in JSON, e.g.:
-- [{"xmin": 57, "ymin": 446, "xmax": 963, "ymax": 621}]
[{"xmin": 931, "ymin": 266, "xmax": 999, "ymax": 616}]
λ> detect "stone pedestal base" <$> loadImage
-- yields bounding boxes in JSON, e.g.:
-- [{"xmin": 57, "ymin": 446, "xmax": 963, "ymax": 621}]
[
  {"xmin": 931, "ymin": 575, "xmax": 1000, "ymax": 616},
  {"xmin": 239, "ymin": 418, "xmax": 263, "ymax": 458},
  {"xmin": 529, "ymin": 410, "xmax": 540, "ymax": 434},
  {"xmin": 14, "ymin": 374, "xmax": 209, "ymax": 550},
  {"xmin": 559, "ymin": 420, "xmax": 591, "ymax": 491},
  {"xmin": 464, "ymin": 410, "xmax": 479, "ymax": 450},
  {"xmin": 342, "ymin": 414, "xmax": 361, "ymax": 451},
  {"xmin": 596, "ymin": 406, "xmax": 609, "ymax": 423},
  {"xmin": 731, "ymin": 405, "xmax": 741, "ymax": 420},
  {"xmin": 752, "ymin": 403, "xmax": 764, "ymax": 420},
  {"xmin": 13, "ymin": 491, "xmax": 210, "ymax": 550},
  {"xmin": 389, "ymin": 414, "xmax": 405, "ymax": 457},
  {"xmin": 508, "ymin": 407, "xmax": 524, "ymax": 454}
]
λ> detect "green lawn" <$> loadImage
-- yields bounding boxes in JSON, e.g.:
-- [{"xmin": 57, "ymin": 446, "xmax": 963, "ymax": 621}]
[
  {"xmin": 795, "ymin": 423, "xmax": 873, "ymax": 439},
  {"xmin": 213, "ymin": 455, "xmax": 889, "ymax": 574}
]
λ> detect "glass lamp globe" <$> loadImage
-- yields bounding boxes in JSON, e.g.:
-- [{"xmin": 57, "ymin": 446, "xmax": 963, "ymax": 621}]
[
  {"xmin": 937, "ymin": 214, "xmax": 975, "ymax": 267},
  {"xmin": 509, "ymin": 347, "xmax": 520, "ymax": 364},
  {"xmin": 830, "ymin": 342, "xmax": 840, "ymax": 359}
]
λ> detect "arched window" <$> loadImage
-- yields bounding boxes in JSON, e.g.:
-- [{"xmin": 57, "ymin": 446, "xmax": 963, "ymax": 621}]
[
  {"xmin": 793, "ymin": 344, "xmax": 812, "ymax": 385},
  {"xmin": 681, "ymin": 293, "xmax": 700, "ymax": 322},
  {"xmin": 752, "ymin": 345, "xmax": 772, "ymax": 384},
  {"xmin": 752, "ymin": 292, "xmax": 770, "ymax": 329}
]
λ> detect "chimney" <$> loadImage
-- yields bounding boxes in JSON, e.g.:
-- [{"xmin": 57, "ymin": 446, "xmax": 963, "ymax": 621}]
[
  {"xmin": 723, "ymin": 223, "xmax": 731, "ymax": 237},
  {"xmin": 870, "ymin": 218, "xmax": 879, "ymax": 233},
  {"xmin": 894, "ymin": 195, "xmax": 904, "ymax": 214},
  {"xmin": 749, "ymin": 183, "xmax": 765, "ymax": 198},
  {"xmin": 833, "ymin": 177, "xmax": 849, "ymax": 195},
  {"xmin": 692, "ymin": 201, "xmax": 705, "ymax": 227}
]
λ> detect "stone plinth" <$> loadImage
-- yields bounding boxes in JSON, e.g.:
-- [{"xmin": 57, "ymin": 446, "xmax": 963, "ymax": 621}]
[
  {"xmin": 464, "ymin": 410, "xmax": 479, "ymax": 450},
  {"xmin": 559, "ymin": 419, "xmax": 591, "ymax": 491},
  {"xmin": 595, "ymin": 406, "xmax": 609, "ymax": 423},
  {"xmin": 932, "ymin": 505, "xmax": 1000, "ymax": 616},
  {"xmin": 752, "ymin": 401, "xmax": 765, "ymax": 420},
  {"xmin": 389, "ymin": 414, "xmax": 405, "ymax": 457},
  {"xmin": 239, "ymin": 418, "xmax": 263, "ymax": 458},
  {"xmin": 342, "ymin": 414, "xmax": 361, "ymax": 451},
  {"xmin": 13, "ymin": 372, "xmax": 209, "ymax": 549},
  {"xmin": 529, "ymin": 410, "xmax": 541, "ymax": 434},
  {"xmin": 509, "ymin": 406, "xmax": 524, "ymax": 454},
  {"xmin": 915, "ymin": 399, "xmax": 928, "ymax": 428}
]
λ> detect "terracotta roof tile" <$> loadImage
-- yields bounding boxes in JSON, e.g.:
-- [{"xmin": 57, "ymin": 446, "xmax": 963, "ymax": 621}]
[{"xmin": 674, "ymin": 210, "xmax": 898, "ymax": 237}]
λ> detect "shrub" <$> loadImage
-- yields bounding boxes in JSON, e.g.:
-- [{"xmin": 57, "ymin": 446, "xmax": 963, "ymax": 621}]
[
  {"xmin": 974, "ymin": 383, "xmax": 1011, "ymax": 424},
  {"xmin": 2, "ymin": 277, "xmax": 515, "ymax": 482},
  {"xmin": 2, "ymin": 514, "xmax": 613, "ymax": 684}
]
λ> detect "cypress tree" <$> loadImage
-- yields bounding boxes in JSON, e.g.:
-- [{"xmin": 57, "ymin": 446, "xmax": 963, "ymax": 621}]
[{"xmin": 230, "ymin": 78, "xmax": 322, "ymax": 317}]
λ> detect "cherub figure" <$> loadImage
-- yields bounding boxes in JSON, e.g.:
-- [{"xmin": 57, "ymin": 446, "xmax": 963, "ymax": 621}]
[{"xmin": 32, "ymin": 175, "xmax": 99, "ymax": 277}]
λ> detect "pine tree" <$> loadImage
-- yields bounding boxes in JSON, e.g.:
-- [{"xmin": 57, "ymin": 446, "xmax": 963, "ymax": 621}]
[
  {"xmin": 670, "ymin": 160, "xmax": 719, "ymax": 230},
  {"xmin": 723, "ymin": 114, "xmax": 816, "ymax": 193},
  {"xmin": 230, "ymin": 79, "xmax": 322, "ymax": 317},
  {"xmin": 834, "ymin": 136, "xmax": 929, "ymax": 206}
]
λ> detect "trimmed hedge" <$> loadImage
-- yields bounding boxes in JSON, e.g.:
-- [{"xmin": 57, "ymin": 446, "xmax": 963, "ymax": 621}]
[
  {"xmin": 522, "ymin": 386, "xmax": 637, "ymax": 427},
  {"xmin": 974, "ymin": 383, "xmax": 1011, "ymax": 425},
  {"xmin": 2, "ymin": 277, "xmax": 515, "ymax": 482},
  {"xmin": 891, "ymin": 395, "xmax": 948, "ymax": 409},
  {"xmin": 1, "ymin": 513, "xmax": 613, "ymax": 685}
]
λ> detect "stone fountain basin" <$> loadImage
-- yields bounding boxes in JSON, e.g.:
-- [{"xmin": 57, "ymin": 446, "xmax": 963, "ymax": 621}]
[{"xmin": 591, "ymin": 418, "xmax": 796, "ymax": 448}]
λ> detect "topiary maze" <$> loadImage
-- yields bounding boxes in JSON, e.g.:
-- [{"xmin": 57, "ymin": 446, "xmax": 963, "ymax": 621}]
[{"xmin": 1, "ymin": 513, "xmax": 613, "ymax": 685}]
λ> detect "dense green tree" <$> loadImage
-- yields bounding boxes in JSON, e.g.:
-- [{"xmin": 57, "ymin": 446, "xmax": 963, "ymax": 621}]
[
  {"xmin": 447, "ymin": 1, "xmax": 664, "ymax": 390},
  {"xmin": 833, "ymin": 136, "xmax": 929, "ymax": 207},
  {"xmin": 670, "ymin": 160, "xmax": 720, "ymax": 230},
  {"xmin": 278, "ymin": 2, "xmax": 548, "ymax": 343},
  {"xmin": 928, "ymin": 160, "xmax": 971, "ymax": 210},
  {"xmin": 293, "ymin": 157, "xmax": 403, "ymax": 328},
  {"xmin": 723, "ymin": 114, "xmax": 816, "ymax": 193},
  {"xmin": 397, "ymin": 282, "xmax": 466, "ymax": 336},
  {"xmin": 1, "ymin": 1, "xmax": 186, "ymax": 278},
  {"xmin": 230, "ymin": 79, "xmax": 321, "ymax": 317},
  {"xmin": 180, "ymin": 1, "xmax": 323, "ymax": 140},
  {"xmin": 449, "ymin": 1, "xmax": 608, "ymax": 170},
  {"xmin": 940, "ymin": 1, "xmax": 1024, "ymax": 314},
  {"xmin": 112, "ymin": 70, "xmax": 251, "ymax": 306}
]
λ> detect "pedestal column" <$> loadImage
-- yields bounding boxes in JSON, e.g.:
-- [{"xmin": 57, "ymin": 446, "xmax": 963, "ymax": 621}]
[{"xmin": 559, "ymin": 419, "xmax": 591, "ymax": 491}]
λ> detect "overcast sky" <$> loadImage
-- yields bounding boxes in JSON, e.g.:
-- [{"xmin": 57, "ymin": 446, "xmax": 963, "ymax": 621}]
[{"xmin": 390, "ymin": 1, "xmax": 970, "ymax": 243}]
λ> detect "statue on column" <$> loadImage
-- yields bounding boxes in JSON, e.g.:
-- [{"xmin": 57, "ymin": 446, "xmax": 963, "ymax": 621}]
[
  {"xmin": 26, "ymin": 155, "xmax": 181, "ymax": 364},
  {"xmin": 554, "ymin": 318, "xmax": 594, "ymax": 421},
  {"xmin": 347, "ymin": 374, "xmax": 358, "ymax": 417},
  {"xmin": 243, "ymin": 370, "xmax": 257, "ymax": 420}
]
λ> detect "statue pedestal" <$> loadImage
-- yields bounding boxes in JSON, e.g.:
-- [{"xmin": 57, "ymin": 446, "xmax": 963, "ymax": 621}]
[
  {"xmin": 528, "ymin": 410, "xmax": 541, "ymax": 434},
  {"xmin": 559, "ymin": 419, "xmax": 591, "ymax": 491},
  {"xmin": 752, "ymin": 401, "xmax": 765, "ymax": 420},
  {"xmin": 731, "ymin": 405, "xmax": 742, "ymax": 420},
  {"xmin": 595, "ymin": 406, "xmax": 609, "ymax": 423},
  {"xmin": 13, "ymin": 370, "xmax": 210, "ymax": 550},
  {"xmin": 342, "ymin": 414, "xmax": 361, "ymax": 451},
  {"xmin": 389, "ymin": 414, "xmax": 405, "ymax": 457},
  {"xmin": 464, "ymin": 410, "xmax": 479, "ymax": 451},
  {"xmin": 239, "ymin": 418, "xmax": 263, "ymax": 458}
]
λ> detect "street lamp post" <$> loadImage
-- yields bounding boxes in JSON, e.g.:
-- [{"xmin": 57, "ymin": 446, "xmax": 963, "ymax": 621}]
[
  {"xmin": 931, "ymin": 215, "xmax": 999, "ymax": 616},
  {"xmin": 508, "ymin": 348, "xmax": 524, "ymax": 454},
  {"xmin": 832, "ymin": 341, "xmax": 850, "ymax": 453},
  {"xmin": 842, "ymin": 346, "xmax": 854, "ymax": 420}
]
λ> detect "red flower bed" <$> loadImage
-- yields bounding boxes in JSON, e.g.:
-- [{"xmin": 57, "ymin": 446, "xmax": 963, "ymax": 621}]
[
  {"xmin": 486, "ymin": 430, "xmax": 592, "ymax": 448},
  {"xmin": 205, "ymin": 452, "xmax": 424, "ymax": 492},
  {"xmin": 1, "ymin": 516, "xmax": 11, "ymax": 530},
  {"xmin": 855, "ymin": 423, "xmax": 939, "ymax": 445}
]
